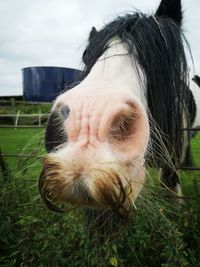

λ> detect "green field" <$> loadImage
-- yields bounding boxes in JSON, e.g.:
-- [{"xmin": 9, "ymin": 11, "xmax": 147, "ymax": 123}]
[
  {"xmin": 190, "ymin": 133, "xmax": 200, "ymax": 166},
  {"xmin": 0, "ymin": 112, "xmax": 200, "ymax": 266},
  {"xmin": 0, "ymin": 128, "xmax": 45, "ymax": 178},
  {"xmin": 1, "ymin": 128, "xmax": 44, "ymax": 153}
]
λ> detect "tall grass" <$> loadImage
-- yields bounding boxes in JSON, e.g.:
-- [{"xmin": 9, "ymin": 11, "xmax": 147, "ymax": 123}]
[
  {"xmin": 1, "ymin": 165, "xmax": 200, "ymax": 266},
  {"xmin": 0, "ymin": 112, "xmax": 200, "ymax": 266}
]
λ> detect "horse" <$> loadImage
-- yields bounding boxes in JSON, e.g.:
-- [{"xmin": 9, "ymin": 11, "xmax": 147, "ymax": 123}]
[
  {"xmin": 193, "ymin": 75, "xmax": 200, "ymax": 88},
  {"xmin": 39, "ymin": 0, "xmax": 200, "ymax": 236},
  {"xmin": 190, "ymin": 75, "xmax": 200, "ymax": 132}
]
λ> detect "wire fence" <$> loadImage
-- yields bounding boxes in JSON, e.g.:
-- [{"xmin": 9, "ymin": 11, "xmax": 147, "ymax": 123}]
[
  {"xmin": 0, "ymin": 112, "xmax": 50, "ymax": 128},
  {"xmin": 0, "ymin": 98, "xmax": 51, "ymax": 106},
  {"xmin": 1, "ymin": 153, "xmax": 42, "ymax": 159},
  {"xmin": 0, "ymin": 112, "xmax": 46, "ymax": 168},
  {"xmin": 0, "ymin": 113, "xmax": 200, "ymax": 170},
  {"xmin": 0, "ymin": 126, "xmax": 45, "ymax": 128},
  {"xmin": 179, "ymin": 127, "xmax": 200, "ymax": 170}
]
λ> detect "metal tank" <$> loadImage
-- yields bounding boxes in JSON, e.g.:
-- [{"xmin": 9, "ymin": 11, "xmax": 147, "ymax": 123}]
[{"xmin": 22, "ymin": 66, "xmax": 82, "ymax": 102}]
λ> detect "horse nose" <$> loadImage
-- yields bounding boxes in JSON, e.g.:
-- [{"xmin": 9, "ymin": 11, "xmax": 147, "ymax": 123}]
[{"xmin": 101, "ymin": 101, "xmax": 149, "ymax": 158}]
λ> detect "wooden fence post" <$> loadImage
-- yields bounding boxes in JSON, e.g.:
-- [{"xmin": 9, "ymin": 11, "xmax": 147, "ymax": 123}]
[
  {"xmin": 38, "ymin": 109, "xmax": 41, "ymax": 126},
  {"xmin": 14, "ymin": 110, "xmax": 20, "ymax": 129},
  {"xmin": 0, "ymin": 148, "xmax": 9, "ymax": 181}
]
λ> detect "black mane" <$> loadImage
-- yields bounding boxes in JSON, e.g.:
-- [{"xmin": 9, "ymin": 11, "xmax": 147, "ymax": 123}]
[{"xmin": 81, "ymin": 12, "xmax": 191, "ymax": 166}]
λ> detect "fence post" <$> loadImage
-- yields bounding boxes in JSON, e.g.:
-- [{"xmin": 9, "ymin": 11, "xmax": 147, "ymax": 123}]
[
  {"xmin": 38, "ymin": 109, "xmax": 41, "ymax": 126},
  {"xmin": 0, "ymin": 148, "xmax": 9, "ymax": 181},
  {"xmin": 11, "ymin": 98, "xmax": 15, "ymax": 107},
  {"xmin": 14, "ymin": 110, "xmax": 20, "ymax": 129}
]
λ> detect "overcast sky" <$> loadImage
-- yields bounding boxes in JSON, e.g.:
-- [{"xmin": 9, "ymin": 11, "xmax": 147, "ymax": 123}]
[{"xmin": 0, "ymin": 0, "xmax": 199, "ymax": 96}]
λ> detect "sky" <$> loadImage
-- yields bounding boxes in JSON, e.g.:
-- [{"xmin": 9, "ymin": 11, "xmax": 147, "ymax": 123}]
[{"xmin": 0, "ymin": 0, "xmax": 199, "ymax": 96}]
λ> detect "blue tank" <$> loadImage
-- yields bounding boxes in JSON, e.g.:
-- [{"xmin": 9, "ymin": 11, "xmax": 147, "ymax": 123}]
[{"xmin": 22, "ymin": 66, "xmax": 82, "ymax": 102}]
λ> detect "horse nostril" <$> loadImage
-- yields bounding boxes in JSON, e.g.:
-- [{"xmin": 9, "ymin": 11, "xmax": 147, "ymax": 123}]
[
  {"xmin": 60, "ymin": 105, "xmax": 70, "ymax": 120},
  {"xmin": 105, "ymin": 102, "xmax": 149, "ymax": 157},
  {"xmin": 109, "ymin": 105, "xmax": 135, "ymax": 142}
]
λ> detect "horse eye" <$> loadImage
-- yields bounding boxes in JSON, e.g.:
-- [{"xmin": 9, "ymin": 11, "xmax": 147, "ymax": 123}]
[{"xmin": 61, "ymin": 105, "xmax": 70, "ymax": 120}]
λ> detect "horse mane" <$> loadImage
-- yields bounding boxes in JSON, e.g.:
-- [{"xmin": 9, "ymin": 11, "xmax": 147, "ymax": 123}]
[{"xmin": 81, "ymin": 12, "xmax": 191, "ymax": 166}]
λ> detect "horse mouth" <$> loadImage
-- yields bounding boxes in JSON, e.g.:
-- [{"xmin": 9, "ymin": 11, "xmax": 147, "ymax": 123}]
[{"xmin": 38, "ymin": 154, "xmax": 145, "ymax": 216}]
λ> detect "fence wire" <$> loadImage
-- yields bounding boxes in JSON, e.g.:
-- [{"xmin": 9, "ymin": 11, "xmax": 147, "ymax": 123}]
[{"xmin": 1, "ymin": 114, "xmax": 200, "ymax": 170}]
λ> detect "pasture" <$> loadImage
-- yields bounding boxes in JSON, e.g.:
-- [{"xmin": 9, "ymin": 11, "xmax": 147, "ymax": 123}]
[{"xmin": 0, "ymin": 103, "xmax": 200, "ymax": 267}]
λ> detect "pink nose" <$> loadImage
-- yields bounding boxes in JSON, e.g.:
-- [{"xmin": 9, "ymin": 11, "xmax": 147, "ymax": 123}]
[
  {"xmin": 101, "ymin": 100, "xmax": 149, "ymax": 159},
  {"xmin": 60, "ymin": 97, "xmax": 149, "ymax": 161},
  {"xmin": 41, "ymin": 90, "xmax": 149, "ymax": 214}
]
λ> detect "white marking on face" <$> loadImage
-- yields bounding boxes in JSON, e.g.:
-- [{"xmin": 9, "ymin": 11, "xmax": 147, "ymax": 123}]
[
  {"xmin": 190, "ymin": 81, "xmax": 200, "ymax": 127},
  {"xmin": 43, "ymin": 38, "xmax": 150, "ymax": 210}
]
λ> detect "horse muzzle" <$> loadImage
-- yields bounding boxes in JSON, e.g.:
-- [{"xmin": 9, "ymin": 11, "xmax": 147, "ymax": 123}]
[{"xmin": 38, "ymin": 88, "xmax": 149, "ymax": 216}]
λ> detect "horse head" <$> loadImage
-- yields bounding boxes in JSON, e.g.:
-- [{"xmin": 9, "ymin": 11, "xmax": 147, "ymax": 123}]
[{"xmin": 39, "ymin": 0, "xmax": 191, "ymax": 233}]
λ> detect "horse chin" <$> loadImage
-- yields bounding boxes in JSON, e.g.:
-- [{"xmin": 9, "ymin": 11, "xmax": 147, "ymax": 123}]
[{"xmin": 38, "ymin": 146, "xmax": 145, "ymax": 216}]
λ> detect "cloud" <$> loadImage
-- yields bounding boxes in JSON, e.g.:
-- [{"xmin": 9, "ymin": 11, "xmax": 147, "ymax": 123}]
[{"xmin": 0, "ymin": 0, "xmax": 199, "ymax": 95}]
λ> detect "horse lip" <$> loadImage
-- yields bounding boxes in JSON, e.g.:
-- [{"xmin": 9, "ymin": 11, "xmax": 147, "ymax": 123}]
[{"xmin": 72, "ymin": 179, "xmax": 93, "ymax": 204}]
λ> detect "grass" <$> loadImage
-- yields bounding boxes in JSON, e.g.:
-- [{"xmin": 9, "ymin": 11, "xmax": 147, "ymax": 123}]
[
  {"xmin": 0, "ymin": 128, "xmax": 45, "ymax": 176},
  {"xmin": 0, "ymin": 128, "xmax": 44, "ymax": 154},
  {"xmin": 190, "ymin": 132, "xmax": 200, "ymax": 166},
  {"xmin": 181, "ymin": 133, "xmax": 200, "ymax": 196},
  {"xmin": 1, "ymin": 155, "xmax": 200, "ymax": 266},
  {"xmin": 0, "ymin": 102, "xmax": 200, "ymax": 266}
]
